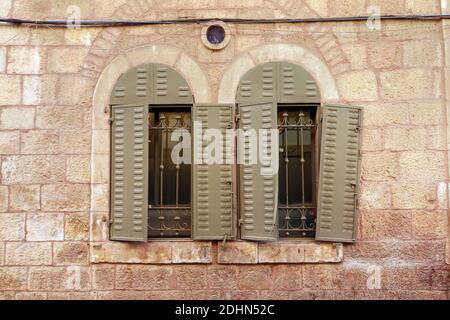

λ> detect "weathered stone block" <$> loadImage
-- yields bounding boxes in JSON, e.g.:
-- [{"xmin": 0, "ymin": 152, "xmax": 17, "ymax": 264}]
[
  {"xmin": 0, "ymin": 106, "xmax": 34, "ymax": 129},
  {"xmin": 207, "ymin": 266, "xmax": 237, "ymax": 289},
  {"xmin": 384, "ymin": 127, "xmax": 427, "ymax": 151},
  {"xmin": 368, "ymin": 41, "xmax": 402, "ymax": 69},
  {"xmin": 47, "ymin": 47, "xmax": 88, "ymax": 73},
  {"xmin": 217, "ymin": 241, "xmax": 257, "ymax": 264},
  {"xmin": 20, "ymin": 130, "xmax": 60, "ymax": 154},
  {"xmin": 237, "ymin": 266, "xmax": 271, "ymax": 290},
  {"xmin": 47, "ymin": 292, "xmax": 97, "ymax": 300},
  {"xmin": 28, "ymin": 266, "xmax": 91, "ymax": 291},
  {"xmin": 9, "ymin": 184, "xmax": 40, "ymax": 211},
  {"xmin": 57, "ymin": 75, "xmax": 93, "ymax": 105},
  {"xmin": 115, "ymin": 265, "xmax": 172, "ymax": 290},
  {"xmin": 1, "ymin": 156, "xmax": 65, "ymax": 184},
  {"xmin": 360, "ymin": 182, "xmax": 392, "ymax": 209},
  {"xmin": 361, "ymin": 210, "xmax": 412, "ymax": 240},
  {"xmin": 361, "ymin": 152, "xmax": 397, "ymax": 181},
  {"xmin": 0, "ymin": 186, "xmax": 7, "ymax": 212},
  {"xmin": 145, "ymin": 290, "xmax": 186, "ymax": 300},
  {"xmin": 412, "ymin": 210, "xmax": 448, "ymax": 240},
  {"xmin": 271, "ymin": 265, "xmax": 303, "ymax": 290},
  {"xmin": 26, "ymin": 212, "xmax": 64, "ymax": 241},
  {"xmin": 90, "ymin": 184, "xmax": 108, "ymax": 212},
  {"xmin": 403, "ymin": 40, "xmax": 442, "ymax": 67},
  {"xmin": 258, "ymin": 243, "xmax": 305, "ymax": 263},
  {"xmin": 92, "ymin": 265, "xmax": 115, "ymax": 290},
  {"xmin": 60, "ymin": 129, "xmax": 91, "ymax": 154},
  {"xmin": 7, "ymin": 47, "xmax": 44, "ymax": 74},
  {"xmin": 65, "ymin": 213, "xmax": 89, "ymax": 241},
  {"xmin": 398, "ymin": 151, "xmax": 446, "ymax": 181},
  {"xmin": 66, "ymin": 155, "xmax": 90, "ymax": 183},
  {"xmin": 392, "ymin": 181, "xmax": 437, "ymax": 210},
  {"xmin": 380, "ymin": 69, "xmax": 434, "ymax": 100},
  {"xmin": 5, "ymin": 242, "xmax": 52, "ymax": 265},
  {"xmin": 15, "ymin": 292, "xmax": 47, "ymax": 300},
  {"xmin": 36, "ymin": 105, "xmax": 90, "ymax": 129},
  {"xmin": 336, "ymin": 70, "xmax": 378, "ymax": 101},
  {"xmin": 53, "ymin": 242, "xmax": 89, "ymax": 265},
  {"xmin": 0, "ymin": 47, "xmax": 5, "ymax": 72},
  {"xmin": 174, "ymin": 266, "xmax": 207, "ymax": 289},
  {"xmin": 0, "ymin": 267, "xmax": 28, "ymax": 290},
  {"xmin": 41, "ymin": 184, "xmax": 90, "ymax": 211},
  {"xmin": 171, "ymin": 242, "xmax": 212, "ymax": 264},
  {"xmin": 0, "ymin": 131, "xmax": 20, "ymax": 154},
  {"xmin": 23, "ymin": 75, "xmax": 58, "ymax": 105},
  {"xmin": 90, "ymin": 242, "xmax": 172, "ymax": 264},
  {"xmin": 0, "ymin": 213, "xmax": 25, "ymax": 240}
]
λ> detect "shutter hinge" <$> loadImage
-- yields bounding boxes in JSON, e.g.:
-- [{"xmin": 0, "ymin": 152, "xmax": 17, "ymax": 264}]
[
  {"xmin": 238, "ymin": 218, "xmax": 243, "ymax": 226},
  {"xmin": 235, "ymin": 113, "xmax": 240, "ymax": 123},
  {"xmin": 109, "ymin": 116, "xmax": 114, "ymax": 124}
]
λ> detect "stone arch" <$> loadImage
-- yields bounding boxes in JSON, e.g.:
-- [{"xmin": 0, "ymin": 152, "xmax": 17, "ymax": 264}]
[
  {"xmin": 92, "ymin": 44, "xmax": 211, "ymax": 130},
  {"xmin": 90, "ymin": 44, "xmax": 210, "ymax": 243},
  {"xmin": 218, "ymin": 43, "xmax": 339, "ymax": 104}
]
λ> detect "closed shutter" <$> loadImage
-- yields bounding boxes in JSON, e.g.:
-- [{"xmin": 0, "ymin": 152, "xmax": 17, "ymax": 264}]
[
  {"xmin": 153, "ymin": 64, "xmax": 194, "ymax": 105},
  {"xmin": 316, "ymin": 105, "xmax": 362, "ymax": 243},
  {"xmin": 237, "ymin": 62, "xmax": 277, "ymax": 103},
  {"xmin": 277, "ymin": 61, "xmax": 320, "ymax": 104},
  {"xmin": 192, "ymin": 104, "xmax": 235, "ymax": 240},
  {"xmin": 110, "ymin": 104, "xmax": 149, "ymax": 241},
  {"xmin": 238, "ymin": 101, "xmax": 278, "ymax": 241},
  {"xmin": 110, "ymin": 64, "xmax": 153, "ymax": 106}
]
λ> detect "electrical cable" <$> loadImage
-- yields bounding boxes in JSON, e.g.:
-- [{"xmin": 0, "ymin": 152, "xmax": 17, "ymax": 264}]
[{"xmin": 1, "ymin": 14, "xmax": 450, "ymax": 28}]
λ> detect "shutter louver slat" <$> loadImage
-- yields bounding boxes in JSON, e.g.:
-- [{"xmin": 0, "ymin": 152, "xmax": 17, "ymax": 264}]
[
  {"xmin": 239, "ymin": 101, "xmax": 278, "ymax": 241},
  {"xmin": 192, "ymin": 104, "xmax": 235, "ymax": 240},
  {"xmin": 316, "ymin": 105, "xmax": 362, "ymax": 243},
  {"xmin": 110, "ymin": 104, "xmax": 149, "ymax": 241}
]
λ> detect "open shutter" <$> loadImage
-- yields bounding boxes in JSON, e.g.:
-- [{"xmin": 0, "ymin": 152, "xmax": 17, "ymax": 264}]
[
  {"xmin": 192, "ymin": 104, "xmax": 235, "ymax": 240},
  {"xmin": 316, "ymin": 105, "xmax": 362, "ymax": 243},
  {"xmin": 110, "ymin": 104, "xmax": 148, "ymax": 241},
  {"xmin": 238, "ymin": 101, "xmax": 278, "ymax": 241}
]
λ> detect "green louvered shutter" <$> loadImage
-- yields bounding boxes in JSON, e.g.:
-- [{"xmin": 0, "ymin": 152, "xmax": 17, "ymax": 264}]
[
  {"xmin": 316, "ymin": 105, "xmax": 362, "ymax": 243},
  {"xmin": 238, "ymin": 101, "xmax": 278, "ymax": 241},
  {"xmin": 153, "ymin": 64, "xmax": 194, "ymax": 105},
  {"xmin": 237, "ymin": 62, "xmax": 277, "ymax": 103},
  {"xmin": 110, "ymin": 104, "xmax": 149, "ymax": 241},
  {"xmin": 277, "ymin": 61, "xmax": 321, "ymax": 104},
  {"xmin": 192, "ymin": 104, "xmax": 235, "ymax": 240}
]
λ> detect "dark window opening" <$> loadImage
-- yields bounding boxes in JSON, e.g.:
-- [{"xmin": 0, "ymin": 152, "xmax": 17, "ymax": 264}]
[
  {"xmin": 148, "ymin": 106, "xmax": 192, "ymax": 238},
  {"xmin": 206, "ymin": 25, "xmax": 226, "ymax": 44},
  {"xmin": 278, "ymin": 105, "xmax": 318, "ymax": 238}
]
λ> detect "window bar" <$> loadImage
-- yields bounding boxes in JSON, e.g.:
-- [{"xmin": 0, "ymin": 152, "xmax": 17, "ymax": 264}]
[
  {"xmin": 283, "ymin": 112, "xmax": 289, "ymax": 207},
  {"xmin": 299, "ymin": 112, "xmax": 306, "ymax": 206},
  {"xmin": 158, "ymin": 113, "xmax": 166, "ymax": 235},
  {"xmin": 175, "ymin": 114, "xmax": 181, "ymax": 208}
]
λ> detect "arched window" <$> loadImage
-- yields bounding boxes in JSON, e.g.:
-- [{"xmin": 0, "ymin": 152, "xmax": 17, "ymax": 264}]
[
  {"xmin": 109, "ymin": 61, "xmax": 362, "ymax": 244},
  {"xmin": 110, "ymin": 63, "xmax": 194, "ymax": 241}
]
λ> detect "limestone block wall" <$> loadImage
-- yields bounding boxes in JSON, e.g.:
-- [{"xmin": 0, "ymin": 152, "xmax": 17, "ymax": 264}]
[{"xmin": 0, "ymin": 0, "xmax": 448, "ymax": 300}]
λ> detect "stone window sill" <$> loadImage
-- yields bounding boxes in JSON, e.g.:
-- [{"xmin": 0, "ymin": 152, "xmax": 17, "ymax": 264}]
[{"xmin": 90, "ymin": 240, "xmax": 343, "ymax": 264}]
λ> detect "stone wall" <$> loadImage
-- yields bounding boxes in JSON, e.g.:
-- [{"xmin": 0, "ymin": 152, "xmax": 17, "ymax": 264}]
[{"xmin": 0, "ymin": 0, "xmax": 449, "ymax": 300}]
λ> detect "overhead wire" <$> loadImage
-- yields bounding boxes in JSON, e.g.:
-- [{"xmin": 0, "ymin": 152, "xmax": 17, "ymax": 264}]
[{"xmin": 0, "ymin": 14, "xmax": 450, "ymax": 28}]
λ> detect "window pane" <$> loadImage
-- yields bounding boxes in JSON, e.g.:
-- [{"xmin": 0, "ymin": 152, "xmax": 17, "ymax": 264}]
[
  {"xmin": 278, "ymin": 107, "xmax": 317, "ymax": 238},
  {"xmin": 148, "ymin": 109, "xmax": 192, "ymax": 238}
]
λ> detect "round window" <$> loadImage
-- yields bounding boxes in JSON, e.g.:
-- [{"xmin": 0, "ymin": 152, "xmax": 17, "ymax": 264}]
[
  {"xmin": 206, "ymin": 25, "xmax": 226, "ymax": 45},
  {"xmin": 201, "ymin": 21, "xmax": 231, "ymax": 50}
]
